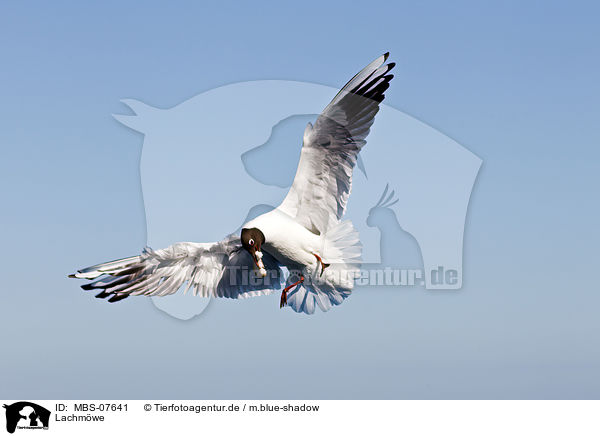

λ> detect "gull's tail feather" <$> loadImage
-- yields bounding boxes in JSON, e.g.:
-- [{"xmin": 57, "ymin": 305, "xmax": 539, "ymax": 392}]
[{"xmin": 286, "ymin": 220, "xmax": 362, "ymax": 315}]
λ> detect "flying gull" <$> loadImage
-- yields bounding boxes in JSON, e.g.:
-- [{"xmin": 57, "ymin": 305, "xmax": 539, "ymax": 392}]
[{"xmin": 70, "ymin": 53, "xmax": 395, "ymax": 314}]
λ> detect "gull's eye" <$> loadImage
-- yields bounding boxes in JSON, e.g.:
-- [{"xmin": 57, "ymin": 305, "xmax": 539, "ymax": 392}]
[{"xmin": 249, "ymin": 238, "xmax": 254, "ymax": 246}]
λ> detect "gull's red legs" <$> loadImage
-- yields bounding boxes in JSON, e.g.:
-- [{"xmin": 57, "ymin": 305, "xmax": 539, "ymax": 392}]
[
  {"xmin": 313, "ymin": 253, "xmax": 330, "ymax": 277},
  {"xmin": 280, "ymin": 276, "xmax": 304, "ymax": 308},
  {"xmin": 279, "ymin": 254, "xmax": 328, "ymax": 308}
]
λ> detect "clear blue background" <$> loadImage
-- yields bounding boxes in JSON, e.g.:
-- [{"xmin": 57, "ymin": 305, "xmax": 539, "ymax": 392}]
[{"xmin": 1, "ymin": 1, "xmax": 598, "ymax": 398}]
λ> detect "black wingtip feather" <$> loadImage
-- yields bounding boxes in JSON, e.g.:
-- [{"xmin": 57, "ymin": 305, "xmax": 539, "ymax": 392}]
[
  {"xmin": 94, "ymin": 290, "xmax": 111, "ymax": 299},
  {"xmin": 108, "ymin": 294, "xmax": 129, "ymax": 303},
  {"xmin": 92, "ymin": 288, "xmax": 129, "ymax": 302},
  {"xmin": 362, "ymin": 77, "xmax": 393, "ymax": 102}
]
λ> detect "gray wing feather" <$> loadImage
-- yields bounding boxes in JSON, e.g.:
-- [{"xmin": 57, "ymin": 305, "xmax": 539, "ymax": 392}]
[
  {"xmin": 70, "ymin": 234, "xmax": 283, "ymax": 302},
  {"xmin": 278, "ymin": 53, "xmax": 394, "ymax": 234}
]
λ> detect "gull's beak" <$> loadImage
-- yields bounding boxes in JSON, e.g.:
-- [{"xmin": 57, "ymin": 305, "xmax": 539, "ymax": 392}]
[{"xmin": 252, "ymin": 249, "xmax": 267, "ymax": 277}]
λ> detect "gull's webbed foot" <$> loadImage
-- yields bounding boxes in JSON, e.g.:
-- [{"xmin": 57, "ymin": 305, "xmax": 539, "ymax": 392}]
[{"xmin": 280, "ymin": 276, "xmax": 304, "ymax": 308}]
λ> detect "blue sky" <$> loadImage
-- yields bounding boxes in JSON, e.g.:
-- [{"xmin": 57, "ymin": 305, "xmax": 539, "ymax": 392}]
[{"xmin": 0, "ymin": 1, "xmax": 598, "ymax": 398}]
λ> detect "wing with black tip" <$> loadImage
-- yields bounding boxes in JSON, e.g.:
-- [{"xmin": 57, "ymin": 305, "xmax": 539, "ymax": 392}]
[
  {"xmin": 278, "ymin": 53, "xmax": 395, "ymax": 234},
  {"xmin": 69, "ymin": 234, "xmax": 283, "ymax": 302}
]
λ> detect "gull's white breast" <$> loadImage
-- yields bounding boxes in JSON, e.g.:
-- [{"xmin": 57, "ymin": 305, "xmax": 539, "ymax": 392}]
[{"xmin": 243, "ymin": 209, "xmax": 321, "ymax": 269}]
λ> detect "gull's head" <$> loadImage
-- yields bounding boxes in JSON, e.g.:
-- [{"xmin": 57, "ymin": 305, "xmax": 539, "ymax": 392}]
[{"xmin": 241, "ymin": 227, "xmax": 267, "ymax": 277}]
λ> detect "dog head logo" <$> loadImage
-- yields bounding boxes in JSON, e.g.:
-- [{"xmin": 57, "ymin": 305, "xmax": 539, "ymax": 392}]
[{"xmin": 3, "ymin": 402, "xmax": 50, "ymax": 433}]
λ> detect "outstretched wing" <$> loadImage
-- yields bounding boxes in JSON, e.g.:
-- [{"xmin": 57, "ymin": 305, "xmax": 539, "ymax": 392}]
[
  {"xmin": 278, "ymin": 53, "xmax": 395, "ymax": 234},
  {"xmin": 69, "ymin": 234, "xmax": 283, "ymax": 302}
]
